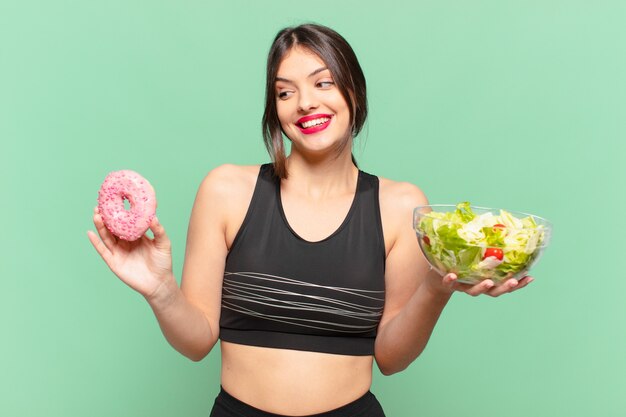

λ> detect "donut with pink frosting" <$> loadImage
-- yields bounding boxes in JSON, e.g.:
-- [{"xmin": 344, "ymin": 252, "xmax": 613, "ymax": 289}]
[{"xmin": 97, "ymin": 170, "xmax": 157, "ymax": 241}]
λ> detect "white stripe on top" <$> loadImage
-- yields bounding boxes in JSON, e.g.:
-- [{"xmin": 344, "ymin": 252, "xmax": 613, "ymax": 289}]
[{"xmin": 222, "ymin": 271, "xmax": 384, "ymax": 333}]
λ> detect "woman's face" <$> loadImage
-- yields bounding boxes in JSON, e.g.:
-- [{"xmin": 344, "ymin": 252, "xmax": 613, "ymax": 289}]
[{"xmin": 274, "ymin": 47, "xmax": 351, "ymax": 157}]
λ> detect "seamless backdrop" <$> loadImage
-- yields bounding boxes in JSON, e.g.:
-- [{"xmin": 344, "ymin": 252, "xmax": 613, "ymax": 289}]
[{"xmin": 1, "ymin": 1, "xmax": 625, "ymax": 416}]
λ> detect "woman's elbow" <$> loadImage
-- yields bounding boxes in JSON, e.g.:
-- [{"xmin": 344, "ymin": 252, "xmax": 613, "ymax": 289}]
[
  {"xmin": 375, "ymin": 357, "xmax": 410, "ymax": 376},
  {"xmin": 179, "ymin": 337, "xmax": 218, "ymax": 362},
  {"xmin": 187, "ymin": 351, "xmax": 209, "ymax": 362},
  {"xmin": 184, "ymin": 344, "xmax": 214, "ymax": 362}
]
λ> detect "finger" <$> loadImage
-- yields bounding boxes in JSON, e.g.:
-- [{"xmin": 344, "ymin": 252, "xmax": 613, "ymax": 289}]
[
  {"xmin": 506, "ymin": 276, "xmax": 534, "ymax": 293},
  {"xmin": 450, "ymin": 282, "xmax": 473, "ymax": 293},
  {"xmin": 486, "ymin": 278, "xmax": 520, "ymax": 297},
  {"xmin": 440, "ymin": 273, "xmax": 459, "ymax": 293},
  {"xmin": 506, "ymin": 279, "xmax": 531, "ymax": 293},
  {"xmin": 464, "ymin": 279, "xmax": 495, "ymax": 297},
  {"xmin": 93, "ymin": 207, "xmax": 118, "ymax": 250},
  {"xmin": 149, "ymin": 216, "xmax": 171, "ymax": 251},
  {"xmin": 445, "ymin": 275, "xmax": 477, "ymax": 293},
  {"xmin": 87, "ymin": 229, "xmax": 114, "ymax": 265}
]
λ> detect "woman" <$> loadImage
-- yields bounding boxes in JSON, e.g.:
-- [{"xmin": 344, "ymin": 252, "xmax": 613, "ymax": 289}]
[{"xmin": 88, "ymin": 24, "xmax": 532, "ymax": 417}]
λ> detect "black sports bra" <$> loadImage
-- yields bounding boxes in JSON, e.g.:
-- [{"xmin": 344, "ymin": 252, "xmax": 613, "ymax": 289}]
[{"xmin": 219, "ymin": 164, "xmax": 386, "ymax": 355}]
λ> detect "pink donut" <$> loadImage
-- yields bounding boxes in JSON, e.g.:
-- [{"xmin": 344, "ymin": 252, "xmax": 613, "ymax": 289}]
[{"xmin": 97, "ymin": 170, "xmax": 157, "ymax": 241}]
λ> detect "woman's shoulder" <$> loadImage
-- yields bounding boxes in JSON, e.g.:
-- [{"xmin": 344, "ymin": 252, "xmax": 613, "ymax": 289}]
[
  {"xmin": 376, "ymin": 176, "xmax": 429, "ymax": 253},
  {"xmin": 377, "ymin": 176, "xmax": 428, "ymax": 212},
  {"xmin": 202, "ymin": 163, "xmax": 261, "ymax": 185},
  {"xmin": 197, "ymin": 164, "xmax": 262, "ymax": 207}
]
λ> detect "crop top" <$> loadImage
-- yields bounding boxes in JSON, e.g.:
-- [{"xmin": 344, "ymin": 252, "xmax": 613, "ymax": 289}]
[{"xmin": 219, "ymin": 163, "xmax": 386, "ymax": 356}]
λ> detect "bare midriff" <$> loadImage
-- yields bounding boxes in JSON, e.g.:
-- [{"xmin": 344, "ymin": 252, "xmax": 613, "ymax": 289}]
[{"xmin": 220, "ymin": 341, "xmax": 374, "ymax": 415}]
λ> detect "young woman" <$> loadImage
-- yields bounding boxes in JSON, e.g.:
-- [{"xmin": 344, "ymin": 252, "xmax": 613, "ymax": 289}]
[{"xmin": 88, "ymin": 24, "xmax": 532, "ymax": 417}]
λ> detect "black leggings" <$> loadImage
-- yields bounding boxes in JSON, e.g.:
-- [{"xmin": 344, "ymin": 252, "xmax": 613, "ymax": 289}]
[{"xmin": 209, "ymin": 387, "xmax": 386, "ymax": 417}]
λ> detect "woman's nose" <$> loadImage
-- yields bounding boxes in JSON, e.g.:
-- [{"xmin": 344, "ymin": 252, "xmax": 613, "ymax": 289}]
[{"xmin": 297, "ymin": 89, "xmax": 319, "ymax": 112}]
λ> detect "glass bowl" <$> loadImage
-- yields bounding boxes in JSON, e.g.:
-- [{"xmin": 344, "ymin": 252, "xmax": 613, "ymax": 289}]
[{"xmin": 413, "ymin": 203, "xmax": 552, "ymax": 285}]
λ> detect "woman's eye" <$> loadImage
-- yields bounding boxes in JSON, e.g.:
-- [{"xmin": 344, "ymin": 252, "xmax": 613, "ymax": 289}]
[
  {"xmin": 277, "ymin": 91, "xmax": 292, "ymax": 99},
  {"xmin": 317, "ymin": 81, "xmax": 334, "ymax": 88}
]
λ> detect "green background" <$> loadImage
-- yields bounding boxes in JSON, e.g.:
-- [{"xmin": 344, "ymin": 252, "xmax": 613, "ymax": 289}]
[{"xmin": 2, "ymin": 1, "xmax": 624, "ymax": 416}]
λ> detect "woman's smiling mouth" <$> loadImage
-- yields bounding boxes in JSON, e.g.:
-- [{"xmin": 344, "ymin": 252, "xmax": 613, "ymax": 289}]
[{"xmin": 296, "ymin": 114, "xmax": 332, "ymax": 134}]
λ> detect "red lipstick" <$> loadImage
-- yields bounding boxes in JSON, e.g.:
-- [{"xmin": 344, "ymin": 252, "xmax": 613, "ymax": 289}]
[{"xmin": 296, "ymin": 113, "xmax": 332, "ymax": 134}]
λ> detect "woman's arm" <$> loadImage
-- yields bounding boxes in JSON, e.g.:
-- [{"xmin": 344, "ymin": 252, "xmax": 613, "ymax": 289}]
[
  {"xmin": 89, "ymin": 165, "xmax": 253, "ymax": 361},
  {"xmin": 144, "ymin": 167, "xmax": 234, "ymax": 361},
  {"xmin": 374, "ymin": 180, "xmax": 532, "ymax": 375},
  {"xmin": 150, "ymin": 164, "xmax": 257, "ymax": 361},
  {"xmin": 373, "ymin": 180, "xmax": 446, "ymax": 374}
]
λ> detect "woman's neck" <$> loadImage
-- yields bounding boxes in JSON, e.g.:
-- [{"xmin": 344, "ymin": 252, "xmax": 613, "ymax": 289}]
[{"xmin": 283, "ymin": 151, "xmax": 358, "ymax": 200}]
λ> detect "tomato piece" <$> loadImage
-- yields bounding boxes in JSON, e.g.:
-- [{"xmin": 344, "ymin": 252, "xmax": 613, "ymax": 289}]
[
  {"xmin": 493, "ymin": 223, "xmax": 506, "ymax": 229},
  {"xmin": 423, "ymin": 235, "xmax": 431, "ymax": 245},
  {"xmin": 483, "ymin": 247, "xmax": 504, "ymax": 260}
]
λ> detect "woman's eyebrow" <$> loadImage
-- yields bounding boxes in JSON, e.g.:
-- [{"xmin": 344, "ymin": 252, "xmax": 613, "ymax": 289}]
[{"xmin": 276, "ymin": 67, "xmax": 329, "ymax": 84}]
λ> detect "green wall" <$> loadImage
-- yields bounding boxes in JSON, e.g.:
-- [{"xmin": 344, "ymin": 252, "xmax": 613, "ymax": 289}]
[{"xmin": 2, "ymin": 1, "xmax": 624, "ymax": 416}]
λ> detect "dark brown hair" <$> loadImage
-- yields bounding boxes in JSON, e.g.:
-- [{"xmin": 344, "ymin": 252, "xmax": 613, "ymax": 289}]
[{"xmin": 262, "ymin": 24, "xmax": 368, "ymax": 179}]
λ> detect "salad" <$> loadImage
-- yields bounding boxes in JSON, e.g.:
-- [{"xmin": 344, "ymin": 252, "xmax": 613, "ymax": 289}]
[{"xmin": 415, "ymin": 202, "xmax": 549, "ymax": 284}]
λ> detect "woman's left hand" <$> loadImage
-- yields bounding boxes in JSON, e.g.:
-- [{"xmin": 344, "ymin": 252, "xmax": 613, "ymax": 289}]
[{"xmin": 427, "ymin": 270, "xmax": 534, "ymax": 297}]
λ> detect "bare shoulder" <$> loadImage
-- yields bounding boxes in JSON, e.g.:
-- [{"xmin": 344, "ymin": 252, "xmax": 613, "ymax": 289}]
[
  {"xmin": 194, "ymin": 164, "xmax": 261, "ymax": 248},
  {"xmin": 197, "ymin": 164, "xmax": 261, "ymax": 208},
  {"xmin": 378, "ymin": 176, "xmax": 428, "ymax": 217},
  {"xmin": 377, "ymin": 177, "xmax": 428, "ymax": 251},
  {"xmin": 200, "ymin": 164, "xmax": 260, "ymax": 195}
]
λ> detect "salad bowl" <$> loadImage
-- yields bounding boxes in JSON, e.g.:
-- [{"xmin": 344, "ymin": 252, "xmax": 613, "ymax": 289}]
[{"xmin": 413, "ymin": 202, "xmax": 552, "ymax": 285}]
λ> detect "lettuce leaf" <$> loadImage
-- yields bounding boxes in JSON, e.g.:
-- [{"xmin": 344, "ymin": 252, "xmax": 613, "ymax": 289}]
[{"xmin": 416, "ymin": 202, "xmax": 546, "ymax": 283}]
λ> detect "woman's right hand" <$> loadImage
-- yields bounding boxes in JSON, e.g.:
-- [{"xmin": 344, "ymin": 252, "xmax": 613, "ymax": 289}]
[{"xmin": 87, "ymin": 207, "xmax": 175, "ymax": 300}]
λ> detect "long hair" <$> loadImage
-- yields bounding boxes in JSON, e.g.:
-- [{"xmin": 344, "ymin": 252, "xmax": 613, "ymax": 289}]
[{"xmin": 261, "ymin": 24, "xmax": 368, "ymax": 179}]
